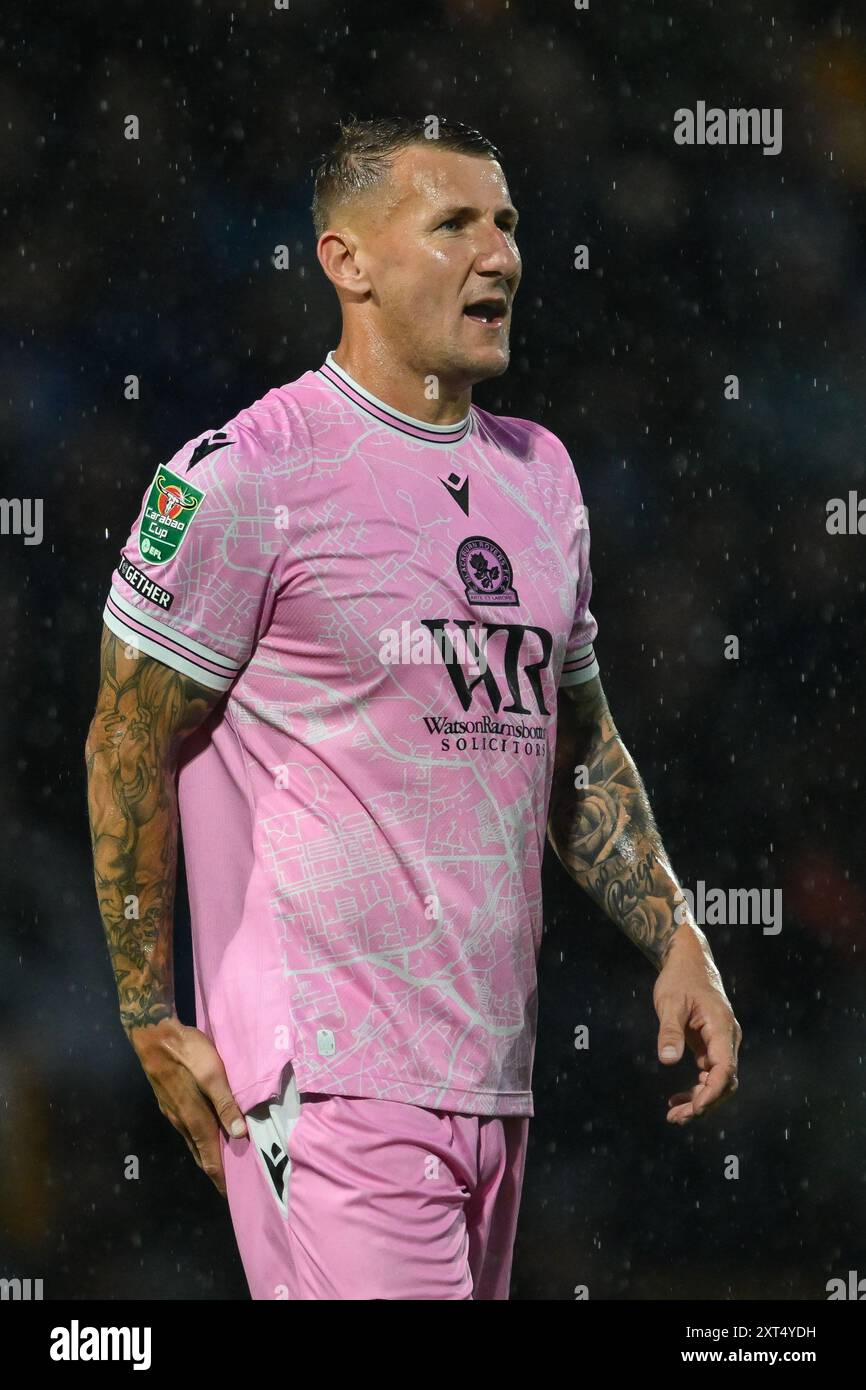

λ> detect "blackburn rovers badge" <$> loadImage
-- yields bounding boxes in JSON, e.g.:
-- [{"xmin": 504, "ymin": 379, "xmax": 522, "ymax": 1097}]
[{"xmin": 456, "ymin": 535, "xmax": 519, "ymax": 605}]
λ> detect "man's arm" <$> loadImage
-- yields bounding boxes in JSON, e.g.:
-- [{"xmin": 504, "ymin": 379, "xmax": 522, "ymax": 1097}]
[
  {"xmin": 85, "ymin": 621, "xmax": 217, "ymax": 1027},
  {"xmin": 548, "ymin": 675, "xmax": 686, "ymax": 969},
  {"xmin": 547, "ymin": 675, "xmax": 742, "ymax": 1124},
  {"xmin": 84, "ymin": 622, "xmax": 248, "ymax": 1191}
]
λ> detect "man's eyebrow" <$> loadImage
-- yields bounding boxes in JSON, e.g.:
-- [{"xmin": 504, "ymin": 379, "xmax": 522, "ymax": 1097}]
[{"xmin": 430, "ymin": 203, "xmax": 520, "ymax": 225}]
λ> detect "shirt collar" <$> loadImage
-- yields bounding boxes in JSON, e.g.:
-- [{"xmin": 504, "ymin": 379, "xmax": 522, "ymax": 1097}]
[{"xmin": 317, "ymin": 351, "xmax": 474, "ymax": 446}]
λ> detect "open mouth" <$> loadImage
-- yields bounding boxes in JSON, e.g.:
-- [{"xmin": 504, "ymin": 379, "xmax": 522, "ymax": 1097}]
[{"xmin": 463, "ymin": 297, "xmax": 508, "ymax": 329}]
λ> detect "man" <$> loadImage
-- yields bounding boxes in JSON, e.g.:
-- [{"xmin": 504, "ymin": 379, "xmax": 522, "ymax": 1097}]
[{"xmin": 85, "ymin": 116, "xmax": 741, "ymax": 1301}]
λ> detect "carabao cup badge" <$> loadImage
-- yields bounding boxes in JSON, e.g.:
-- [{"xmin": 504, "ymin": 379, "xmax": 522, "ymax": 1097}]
[
  {"xmin": 138, "ymin": 465, "xmax": 206, "ymax": 565},
  {"xmin": 456, "ymin": 535, "xmax": 519, "ymax": 606}
]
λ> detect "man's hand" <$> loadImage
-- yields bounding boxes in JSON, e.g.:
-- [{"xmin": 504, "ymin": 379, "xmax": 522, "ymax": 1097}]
[
  {"xmin": 654, "ymin": 924, "xmax": 742, "ymax": 1125},
  {"xmin": 127, "ymin": 1016, "xmax": 249, "ymax": 1196}
]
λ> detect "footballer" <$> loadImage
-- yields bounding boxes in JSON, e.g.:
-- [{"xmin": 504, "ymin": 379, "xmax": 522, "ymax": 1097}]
[{"xmin": 85, "ymin": 116, "xmax": 742, "ymax": 1300}]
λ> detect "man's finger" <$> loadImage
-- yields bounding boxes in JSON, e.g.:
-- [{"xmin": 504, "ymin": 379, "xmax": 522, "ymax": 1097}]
[
  {"xmin": 163, "ymin": 1110, "xmax": 206, "ymax": 1171},
  {"xmin": 693, "ymin": 1067, "xmax": 726, "ymax": 1114},
  {"xmin": 656, "ymin": 995, "xmax": 689, "ymax": 1062},
  {"xmin": 161, "ymin": 1106, "xmax": 198, "ymax": 1154},
  {"xmin": 185, "ymin": 1118, "xmax": 228, "ymax": 1197},
  {"xmin": 696, "ymin": 1012, "xmax": 738, "ymax": 1076},
  {"xmin": 694, "ymin": 1059, "xmax": 738, "ymax": 1114},
  {"xmin": 177, "ymin": 1116, "xmax": 226, "ymax": 1192},
  {"xmin": 668, "ymin": 1063, "xmax": 737, "ymax": 1122},
  {"xmin": 196, "ymin": 1142, "xmax": 228, "ymax": 1197},
  {"xmin": 182, "ymin": 1037, "xmax": 249, "ymax": 1141},
  {"xmin": 207, "ymin": 1088, "xmax": 249, "ymax": 1141},
  {"xmin": 182, "ymin": 1134, "xmax": 205, "ymax": 1170}
]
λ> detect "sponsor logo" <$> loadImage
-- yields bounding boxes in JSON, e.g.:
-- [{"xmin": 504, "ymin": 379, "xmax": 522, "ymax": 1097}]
[
  {"xmin": 406, "ymin": 540, "xmax": 555, "ymax": 759},
  {"xmin": 261, "ymin": 1139, "xmax": 289, "ymax": 1201},
  {"xmin": 187, "ymin": 431, "xmax": 233, "ymax": 469},
  {"xmin": 420, "ymin": 619, "xmax": 554, "ymax": 718},
  {"xmin": 245, "ymin": 1109, "xmax": 291, "ymax": 1219},
  {"xmin": 441, "ymin": 469, "xmax": 469, "ymax": 514},
  {"xmin": 138, "ymin": 465, "xmax": 205, "ymax": 565},
  {"xmin": 422, "ymin": 708, "xmax": 547, "ymax": 758}
]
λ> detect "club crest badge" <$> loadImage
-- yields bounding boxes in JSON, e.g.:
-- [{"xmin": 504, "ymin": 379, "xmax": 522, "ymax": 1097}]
[
  {"xmin": 456, "ymin": 535, "xmax": 519, "ymax": 606},
  {"xmin": 138, "ymin": 465, "xmax": 205, "ymax": 565}
]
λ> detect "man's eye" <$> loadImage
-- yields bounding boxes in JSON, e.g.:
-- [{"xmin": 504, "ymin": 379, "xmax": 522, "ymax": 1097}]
[{"xmin": 438, "ymin": 218, "xmax": 460, "ymax": 231}]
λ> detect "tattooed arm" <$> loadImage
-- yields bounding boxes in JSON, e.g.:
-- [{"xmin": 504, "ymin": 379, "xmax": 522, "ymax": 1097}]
[
  {"xmin": 547, "ymin": 676, "xmax": 742, "ymax": 1124},
  {"xmin": 84, "ymin": 621, "xmax": 215, "ymax": 1029},
  {"xmin": 85, "ymin": 622, "xmax": 248, "ymax": 1192},
  {"xmin": 547, "ymin": 676, "xmax": 686, "ymax": 968}
]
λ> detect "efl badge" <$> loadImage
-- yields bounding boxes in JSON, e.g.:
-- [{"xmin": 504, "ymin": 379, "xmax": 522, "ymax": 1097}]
[
  {"xmin": 138, "ymin": 465, "xmax": 205, "ymax": 565},
  {"xmin": 456, "ymin": 535, "xmax": 519, "ymax": 605}
]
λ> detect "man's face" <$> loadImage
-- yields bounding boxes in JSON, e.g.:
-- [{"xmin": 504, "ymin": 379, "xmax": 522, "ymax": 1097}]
[{"xmin": 352, "ymin": 144, "xmax": 522, "ymax": 389}]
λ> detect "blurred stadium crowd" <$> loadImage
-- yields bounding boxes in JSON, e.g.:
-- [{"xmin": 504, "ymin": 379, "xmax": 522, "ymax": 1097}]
[{"xmin": 1, "ymin": 0, "xmax": 863, "ymax": 1298}]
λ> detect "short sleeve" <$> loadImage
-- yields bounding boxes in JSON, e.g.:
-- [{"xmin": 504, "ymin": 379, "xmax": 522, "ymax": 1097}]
[
  {"xmin": 102, "ymin": 420, "xmax": 284, "ymax": 691},
  {"xmin": 558, "ymin": 466, "xmax": 600, "ymax": 689}
]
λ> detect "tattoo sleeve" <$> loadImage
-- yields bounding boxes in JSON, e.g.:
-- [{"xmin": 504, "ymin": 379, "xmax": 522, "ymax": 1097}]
[
  {"xmin": 84, "ymin": 622, "xmax": 221, "ymax": 1031},
  {"xmin": 547, "ymin": 676, "xmax": 689, "ymax": 971}
]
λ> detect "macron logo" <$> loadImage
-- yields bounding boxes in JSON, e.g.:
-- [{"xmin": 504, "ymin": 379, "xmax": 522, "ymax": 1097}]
[
  {"xmin": 441, "ymin": 470, "xmax": 469, "ymax": 516},
  {"xmin": 49, "ymin": 1320, "xmax": 152, "ymax": 1371}
]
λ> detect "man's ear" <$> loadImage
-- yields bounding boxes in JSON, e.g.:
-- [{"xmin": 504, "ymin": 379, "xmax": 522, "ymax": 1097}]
[{"xmin": 317, "ymin": 229, "xmax": 372, "ymax": 299}]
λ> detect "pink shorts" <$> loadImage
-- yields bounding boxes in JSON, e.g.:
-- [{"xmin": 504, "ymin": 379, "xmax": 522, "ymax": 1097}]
[{"xmin": 221, "ymin": 1064, "xmax": 530, "ymax": 1300}]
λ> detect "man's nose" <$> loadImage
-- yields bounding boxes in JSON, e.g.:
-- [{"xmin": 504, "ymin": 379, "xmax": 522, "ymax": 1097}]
[{"xmin": 476, "ymin": 224, "xmax": 521, "ymax": 279}]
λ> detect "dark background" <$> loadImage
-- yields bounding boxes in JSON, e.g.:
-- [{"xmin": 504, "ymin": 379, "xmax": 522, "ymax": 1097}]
[{"xmin": 1, "ymin": 0, "xmax": 864, "ymax": 1299}]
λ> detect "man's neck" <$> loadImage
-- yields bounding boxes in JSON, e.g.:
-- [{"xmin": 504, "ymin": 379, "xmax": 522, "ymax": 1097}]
[{"xmin": 330, "ymin": 340, "xmax": 471, "ymax": 426}]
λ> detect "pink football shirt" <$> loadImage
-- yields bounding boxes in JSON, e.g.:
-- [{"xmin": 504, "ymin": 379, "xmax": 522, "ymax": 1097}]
[{"xmin": 102, "ymin": 352, "xmax": 599, "ymax": 1116}]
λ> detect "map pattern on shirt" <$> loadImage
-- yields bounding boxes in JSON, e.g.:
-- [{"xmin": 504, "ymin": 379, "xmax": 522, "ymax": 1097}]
[{"xmin": 102, "ymin": 352, "xmax": 599, "ymax": 1116}]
